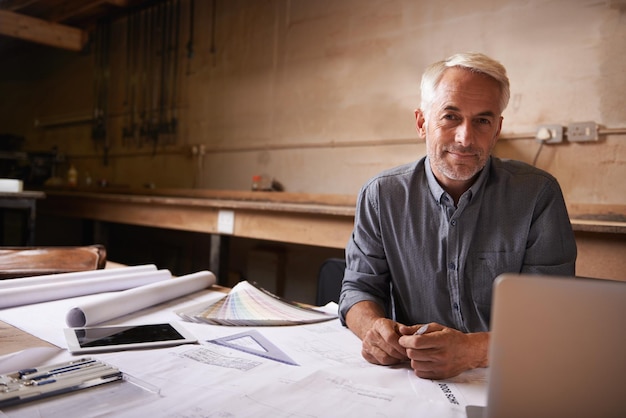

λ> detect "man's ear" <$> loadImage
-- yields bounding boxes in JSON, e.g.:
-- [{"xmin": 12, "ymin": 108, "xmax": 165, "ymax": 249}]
[{"xmin": 415, "ymin": 109, "xmax": 427, "ymax": 139}]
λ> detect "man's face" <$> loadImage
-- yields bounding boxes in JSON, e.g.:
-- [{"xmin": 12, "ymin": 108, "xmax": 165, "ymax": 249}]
[{"xmin": 416, "ymin": 67, "xmax": 503, "ymax": 191}]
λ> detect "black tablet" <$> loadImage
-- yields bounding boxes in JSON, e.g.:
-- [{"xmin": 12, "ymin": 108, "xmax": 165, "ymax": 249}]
[{"xmin": 64, "ymin": 323, "xmax": 197, "ymax": 354}]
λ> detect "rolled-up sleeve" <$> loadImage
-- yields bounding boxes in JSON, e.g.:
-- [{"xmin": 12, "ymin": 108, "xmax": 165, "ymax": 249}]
[{"xmin": 339, "ymin": 180, "xmax": 392, "ymax": 325}]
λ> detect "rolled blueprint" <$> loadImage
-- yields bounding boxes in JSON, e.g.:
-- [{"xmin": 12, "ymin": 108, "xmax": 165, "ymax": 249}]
[
  {"xmin": 0, "ymin": 264, "xmax": 158, "ymax": 290},
  {"xmin": 66, "ymin": 270, "xmax": 217, "ymax": 327},
  {"xmin": 0, "ymin": 270, "xmax": 172, "ymax": 309}
]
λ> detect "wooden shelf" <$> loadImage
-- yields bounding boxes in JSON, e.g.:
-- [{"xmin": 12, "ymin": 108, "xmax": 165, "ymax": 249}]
[{"xmin": 568, "ymin": 203, "xmax": 626, "ymax": 235}]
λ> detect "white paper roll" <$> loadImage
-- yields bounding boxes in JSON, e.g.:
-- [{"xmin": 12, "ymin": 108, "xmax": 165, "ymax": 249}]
[
  {"xmin": 66, "ymin": 270, "xmax": 217, "ymax": 327},
  {"xmin": 0, "ymin": 264, "xmax": 158, "ymax": 290},
  {"xmin": 0, "ymin": 270, "xmax": 171, "ymax": 309}
]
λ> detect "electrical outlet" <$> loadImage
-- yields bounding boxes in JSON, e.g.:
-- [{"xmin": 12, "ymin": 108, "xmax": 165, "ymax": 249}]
[
  {"xmin": 567, "ymin": 121, "xmax": 598, "ymax": 142},
  {"xmin": 536, "ymin": 125, "xmax": 563, "ymax": 144}
]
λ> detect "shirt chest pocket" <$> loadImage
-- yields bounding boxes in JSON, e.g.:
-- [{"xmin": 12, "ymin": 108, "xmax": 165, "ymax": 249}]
[{"xmin": 468, "ymin": 250, "xmax": 525, "ymax": 304}]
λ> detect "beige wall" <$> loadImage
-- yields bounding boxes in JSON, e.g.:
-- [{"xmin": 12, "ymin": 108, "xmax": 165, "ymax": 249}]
[
  {"xmin": 0, "ymin": 1, "xmax": 624, "ymax": 288},
  {"xmin": 1, "ymin": 0, "xmax": 624, "ymax": 202}
]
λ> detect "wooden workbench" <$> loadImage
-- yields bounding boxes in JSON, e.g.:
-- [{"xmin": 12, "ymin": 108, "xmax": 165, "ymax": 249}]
[
  {"xmin": 37, "ymin": 189, "xmax": 357, "ymax": 284},
  {"xmin": 37, "ymin": 188, "xmax": 626, "ymax": 239},
  {"xmin": 37, "ymin": 188, "xmax": 357, "ymax": 248},
  {"xmin": 36, "ymin": 188, "xmax": 626, "ymax": 282}
]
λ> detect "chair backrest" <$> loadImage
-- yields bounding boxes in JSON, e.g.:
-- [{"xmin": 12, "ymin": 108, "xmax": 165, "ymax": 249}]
[{"xmin": 316, "ymin": 258, "xmax": 346, "ymax": 305}]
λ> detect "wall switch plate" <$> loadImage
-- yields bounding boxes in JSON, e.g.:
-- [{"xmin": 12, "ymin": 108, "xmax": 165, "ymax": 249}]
[
  {"xmin": 567, "ymin": 121, "xmax": 598, "ymax": 142},
  {"xmin": 217, "ymin": 210, "xmax": 235, "ymax": 234},
  {"xmin": 536, "ymin": 125, "xmax": 563, "ymax": 144}
]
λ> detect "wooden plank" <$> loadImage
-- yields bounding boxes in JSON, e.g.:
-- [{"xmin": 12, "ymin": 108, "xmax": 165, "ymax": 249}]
[
  {"xmin": 39, "ymin": 195, "xmax": 221, "ymax": 234},
  {"xmin": 39, "ymin": 191, "xmax": 355, "ymax": 249},
  {"xmin": 567, "ymin": 203, "xmax": 626, "ymax": 221},
  {"xmin": 234, "ymin": 209, "xmax": 353, "ymax": 249},
  {"xmin": 41, "ymin": 190, "xmax": 356, "ymax": 216},
  {"xmin": 45, "ymin": 187, "xmax": 358, "ymax": 207},
  {"xmin": 570, "ymin": 219, "xmax": 626, "ymax": 234},
  {"xmin": 0, "ymin": 9, "xmax": 88, "ymax": 51}
]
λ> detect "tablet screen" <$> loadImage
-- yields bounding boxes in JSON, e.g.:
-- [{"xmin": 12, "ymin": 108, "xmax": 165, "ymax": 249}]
[
  {"xmin": 76, "ymin": 323, "xmax": 184, "ymax": 347},
  {"xmin": 64, "ymin": 323, "xmax": 197, "ymax": 353}
]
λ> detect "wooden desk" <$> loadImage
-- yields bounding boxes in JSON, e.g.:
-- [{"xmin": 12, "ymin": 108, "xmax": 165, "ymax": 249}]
[{"xmin": 0, "ymin": 320, "xmax": 57, "ymax": 356}]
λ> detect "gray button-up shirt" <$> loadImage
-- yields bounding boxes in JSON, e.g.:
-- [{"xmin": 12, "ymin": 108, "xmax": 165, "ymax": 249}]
[{"xmin": 339, "ymin": 156, "xmax": 577, "ymax": 332}]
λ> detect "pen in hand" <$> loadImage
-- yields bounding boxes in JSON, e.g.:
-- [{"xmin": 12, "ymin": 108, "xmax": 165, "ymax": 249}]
[{"xmin": 414, "ymin": 324, "xmax": 429, "ymax": 335}]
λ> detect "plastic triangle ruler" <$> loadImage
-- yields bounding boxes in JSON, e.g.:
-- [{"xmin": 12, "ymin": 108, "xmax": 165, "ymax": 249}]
[{"xmin": 207, "ymin": 329, "xmax": 299, "ymax": 366}]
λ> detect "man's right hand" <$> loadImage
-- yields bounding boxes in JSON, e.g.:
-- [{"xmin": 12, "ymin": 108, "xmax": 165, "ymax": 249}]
[
  {"xmin": 345, "ymin": 301, "xmax": 408, "ymax": 365},
  {"xmin": 361, "ymin": 317, "xmax": 409, "ymax": 365}
]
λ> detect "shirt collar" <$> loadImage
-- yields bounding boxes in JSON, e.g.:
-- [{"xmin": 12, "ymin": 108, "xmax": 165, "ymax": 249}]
[{"xmin": 424, "ymin": 156, "xmax": 492, "ymax": 205}]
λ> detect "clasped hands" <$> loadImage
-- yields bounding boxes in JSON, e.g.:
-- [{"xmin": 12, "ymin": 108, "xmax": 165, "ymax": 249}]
[{"xmin": 360, "ymin": 317, "xmax": 485, "ymax": 380}]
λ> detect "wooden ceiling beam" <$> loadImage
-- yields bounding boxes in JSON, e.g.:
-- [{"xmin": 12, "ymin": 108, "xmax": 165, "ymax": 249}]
[
  {"xmin": 0, "ymin": 9, "xmax": 88, "ymax": 52},
  {"xmin": 49, "ymin": 0, "xmax": 130, "ymax": 23},
  {"xmin": 1, "ymin": 0, "xmax": 40, "ymax": 11}
]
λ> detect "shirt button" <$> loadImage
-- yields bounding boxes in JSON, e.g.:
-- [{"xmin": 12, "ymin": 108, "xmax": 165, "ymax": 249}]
[
  {"xmin": 453, "ymin": 303, "xmax": 460, "ymax": 310},
  {"xmin": 450, "ymin": 219, "xmax": 457, "ymax": 226},
  {"xmin": 448, "ymin": 262, "xmax": 456, "ymax": 270}
]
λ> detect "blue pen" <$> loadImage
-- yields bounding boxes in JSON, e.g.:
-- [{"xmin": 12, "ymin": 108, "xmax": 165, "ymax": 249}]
[
  {"xmin": 20, "ymin": 359, "xmax": 97, "ymax": 380},
  {"xmin": 36, "ymin": 364, "xmax": 106, "ymax": 381},
  {"xmin": 34, "ymin": 379, "xmax": 57, "ymax": 386},
  {"xmin": 17, "ymin": 368, "xmax": 37, "ymax": 377},
  {"xmin": 18, "ymin": 358, "xmax": 92, "ymax": 376}
]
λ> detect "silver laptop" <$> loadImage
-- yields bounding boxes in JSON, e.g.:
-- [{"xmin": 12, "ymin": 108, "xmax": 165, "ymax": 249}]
[{"xmin": 467, "ymin": 274, "xmax": 626, "ymax": 418}]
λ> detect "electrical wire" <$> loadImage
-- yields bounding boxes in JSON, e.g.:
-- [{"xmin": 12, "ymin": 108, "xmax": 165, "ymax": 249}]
[{"xmin": 532, "ymin": 140, "xmax": 546, "ymax": 166}]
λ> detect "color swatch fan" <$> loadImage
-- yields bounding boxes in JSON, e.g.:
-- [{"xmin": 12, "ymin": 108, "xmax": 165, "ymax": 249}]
[{"xmin": 177, "ymin": 281, "xmax": 336, "ymax": 326}]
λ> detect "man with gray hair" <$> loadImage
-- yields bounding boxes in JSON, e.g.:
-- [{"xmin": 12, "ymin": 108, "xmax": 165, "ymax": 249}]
[{"xmin": 339, "ymin": 52, "xmax": 576, "ymax": 379}]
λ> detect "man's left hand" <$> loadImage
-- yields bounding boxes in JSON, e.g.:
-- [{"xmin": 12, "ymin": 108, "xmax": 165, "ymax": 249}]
[{"xmin": 398, "ymin": 323, "xmax": 489, "ymax": 380}]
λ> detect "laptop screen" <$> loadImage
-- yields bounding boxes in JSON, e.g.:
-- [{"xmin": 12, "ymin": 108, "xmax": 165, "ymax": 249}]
[{"xmin": 471, "ymin": 274, "xmax": 626, "ymax": 418}]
